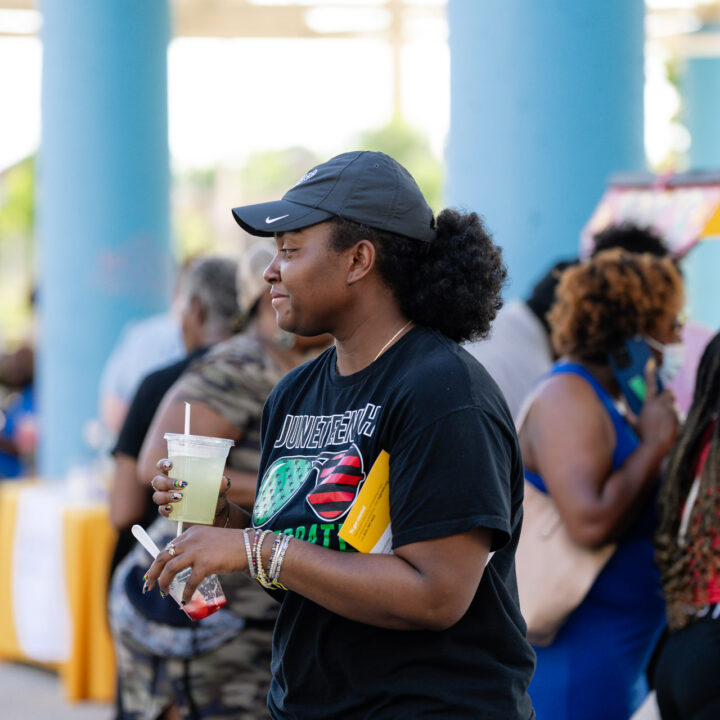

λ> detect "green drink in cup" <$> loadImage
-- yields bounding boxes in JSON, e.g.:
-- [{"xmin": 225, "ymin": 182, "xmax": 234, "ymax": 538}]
[{"xmin": 164, "ymin": 433, "xmax": 234, "ymax": 525}]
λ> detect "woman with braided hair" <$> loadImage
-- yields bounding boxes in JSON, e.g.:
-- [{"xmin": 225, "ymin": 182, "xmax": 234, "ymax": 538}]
[{"xmin": 653, "ymin": 331, "xmax": 720, "ymax": 719}]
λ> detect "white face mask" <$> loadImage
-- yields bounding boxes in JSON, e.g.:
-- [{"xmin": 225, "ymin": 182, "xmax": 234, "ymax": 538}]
[{"xmin": 645, "ymin": 337, "xmax": 685, "ymax": 383}]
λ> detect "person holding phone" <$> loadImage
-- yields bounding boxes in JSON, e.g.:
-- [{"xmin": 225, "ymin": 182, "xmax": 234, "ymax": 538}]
[
  {"xmin": 517, "ymin": 248, "xmax": 684, "ymax": 720},
  {"xmin": 146, "ymin": 151, "xmax": 536, "ymax": 719}
]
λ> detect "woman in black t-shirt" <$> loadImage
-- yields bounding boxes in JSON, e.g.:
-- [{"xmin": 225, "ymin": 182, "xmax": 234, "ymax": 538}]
[{"xmin": 146, "ymin": 151, "xmax": 536, "ymax": 719}]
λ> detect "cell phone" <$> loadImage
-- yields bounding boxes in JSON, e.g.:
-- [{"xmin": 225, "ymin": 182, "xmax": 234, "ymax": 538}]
[{"xmin": 608, "ymin": 336, "xmax": 663, "ymax": 415}]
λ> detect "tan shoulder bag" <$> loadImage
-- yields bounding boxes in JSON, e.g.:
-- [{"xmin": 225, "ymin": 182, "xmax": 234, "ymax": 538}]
[{"xmin": 514, "ymin": 381, "xmax": 617, "ymax": 647}]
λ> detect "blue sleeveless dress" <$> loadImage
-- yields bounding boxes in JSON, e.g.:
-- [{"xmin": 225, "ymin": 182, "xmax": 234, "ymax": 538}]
[{"xmin": 526, "ymin": 363, "xmax": 665, "ymax": 720}]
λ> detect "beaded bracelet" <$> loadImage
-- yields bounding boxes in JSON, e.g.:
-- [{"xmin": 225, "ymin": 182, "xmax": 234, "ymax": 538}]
[
  {"xmin": 251, "ymin": 529, "xmax": 266, "ymax": 584},
  {"xmin": 269, "ymin": 534, "xmax": 291, "ymax": 590},
  {"xmin": 255, "ymin": 530, "xmax": 274, "ymax": 588},
  {"xmin": 251, "ymin": 527, "xmax": 263, "ymax": 565},
  {"xmin": 267, "ymin": 533, "xmax": 285, "ymax": 581},
  {"xmin": 241, "ymin": 529, "xmax": 256, "ymax": 579}
]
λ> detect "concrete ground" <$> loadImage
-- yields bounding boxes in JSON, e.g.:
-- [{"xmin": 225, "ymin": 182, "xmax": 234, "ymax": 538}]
[
  {"xmin": 0, "ymin": 658, "xmax": 661, "ymax": 720},
  {"xmin": 0, "ymin": 662, "xmax": 112, "ymax": 720}
]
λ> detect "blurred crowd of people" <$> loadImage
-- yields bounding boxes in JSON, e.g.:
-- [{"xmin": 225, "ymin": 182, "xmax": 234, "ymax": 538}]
[
  {"xmin": 97, "ymin": 182, "xmax": 720, "ymax": 719},
  {"xmin": 0, "ymin": 341, "xmax": 36, "ymax": 480},
  {"xmin": 4, "ymin": 149, "xmax": 719, "ymax": 720},
  {"xmin": 465, "ymin": 223, "xmax": 718, "ymax": 720},
  {"xmin": 102, "ymin": 248, "xmax": 330, "ymax": 719}
]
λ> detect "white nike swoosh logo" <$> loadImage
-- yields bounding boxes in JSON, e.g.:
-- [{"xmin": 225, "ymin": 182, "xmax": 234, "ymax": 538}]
[{"xmin": 265, "ymin": 214, "xmax": 289, "ymax": 224}]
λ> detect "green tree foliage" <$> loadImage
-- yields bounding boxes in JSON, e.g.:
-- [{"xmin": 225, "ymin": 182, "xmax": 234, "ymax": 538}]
[
  {"xmin": 240, "ymin": 146, "xmax": 321, "ymax": 202},
  {"xmin": 654, "ymin": 56, "xmax": 689, "ymax": 173},
  {"xmin": 353, "ymin": 118, "xmax": 443, "ymax": 212},
  {"xmin": 0, "ymin": 157, "xmax": 35, "ymax": 239},
  {"xmin": 0, "ymin": 157, "xmax": 35, "ymax": 344},
  {"xmin": 174, "ymin": 129, "xmax": 442, "ymax": 262}
]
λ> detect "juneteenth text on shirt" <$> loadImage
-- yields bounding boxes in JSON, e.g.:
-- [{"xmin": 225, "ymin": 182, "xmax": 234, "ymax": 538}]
[{"xmin": 273, "ymin": 403, "xmax": 381, "ymax": 450}]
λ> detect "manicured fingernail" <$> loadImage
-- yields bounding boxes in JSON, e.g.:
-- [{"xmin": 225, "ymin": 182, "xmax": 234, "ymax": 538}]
[
  {"xmin": 159, "ymin": 589, "xmax": 167, "ymax": 598},
  {"xmin": 173, "ymin": 480, "xmax": 187, "ymax": 489},
  {"xmin": 181, "ymin": 600, "xmax": 186, "ymax": 606},
  {"xmin": 143, "ymin": 572, "xmax": 148, "ymax": 581},
  {"xmin": 142, "ymin": 581, "xmax": 149, "ymax": 595},
  {"xmin": 171, "ymin": 493, "xmax": 183, "ymax": 501},
  {"xmin": 165, "ymin": 504, "xmax": 173, "ymax": 513}
]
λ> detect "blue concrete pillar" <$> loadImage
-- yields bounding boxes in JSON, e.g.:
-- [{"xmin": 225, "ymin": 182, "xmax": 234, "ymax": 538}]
[
  {"xmin": 683, "ymin": 241, "xmax": 720, "ymax": 330},
  {"xmin": 446, "ymin": 0, "xmax": 645, "ymax": 300},
  {"xmin": 682, "ymin": 27, "xmax": 720, "ymax": 330},
  {"xmin": 38, "ymin": 0, "xmax": 171, "ymax": 479},
  {"xmin": 685, "ymin": 31, "xmax": 720, "ymax": 170}
]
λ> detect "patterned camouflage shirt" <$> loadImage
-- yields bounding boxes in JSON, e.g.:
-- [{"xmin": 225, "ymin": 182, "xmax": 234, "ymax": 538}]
[
  {"xmin": 178, "ymin": 334, "xmax": 283, "ymax": 476},
  {"xmin": 173, "ymin": 333, "xmax": 286, "ymax": 623}
]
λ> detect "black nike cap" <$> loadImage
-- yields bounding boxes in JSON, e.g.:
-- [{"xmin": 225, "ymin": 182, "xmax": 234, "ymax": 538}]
[{"xmin": 231, "ymin": 150, "xmax": 436, "ymax": 243}]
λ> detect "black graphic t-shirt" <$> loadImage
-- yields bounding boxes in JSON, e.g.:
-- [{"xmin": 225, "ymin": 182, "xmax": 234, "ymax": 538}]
[{"xmin": 255, "ymin": 327, "xmax": 535, "ymax": 720}]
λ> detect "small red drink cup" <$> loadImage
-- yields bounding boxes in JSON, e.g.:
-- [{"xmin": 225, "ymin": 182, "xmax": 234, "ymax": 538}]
[{"xmin": 169, "ymin": 569, "xmax": 226, "ymax": 621}]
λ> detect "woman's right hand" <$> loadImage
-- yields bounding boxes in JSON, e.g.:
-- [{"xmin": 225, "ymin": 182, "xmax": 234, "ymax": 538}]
[
  {"xmin": 634, "ymin": 359, "xmax": 678, "ymax": 455},
  {"xmin": 150, "ymin": 458, "xmax": 232, "ymax": 526}
]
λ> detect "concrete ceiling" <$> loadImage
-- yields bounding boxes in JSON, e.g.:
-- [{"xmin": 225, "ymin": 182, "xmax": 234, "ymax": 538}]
[
  {"xmin": 0, "ymin": 0, "xmax": 443, "ymax": 40},
  {"xmin": 0, "ymin": 1, "xmax": 718, "ymax": 56}
]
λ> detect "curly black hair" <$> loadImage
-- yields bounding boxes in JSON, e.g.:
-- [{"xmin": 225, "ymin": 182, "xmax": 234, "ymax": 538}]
[
  {"xmin": 328, "ymin": 211, "xmax": 506, "ymax": 343},
  {"xmin": 525, "ymin": 259, "xmax": 578, "ymax": 334},
  {"xmin": 549, "ymin": 248, "xmax": 684, "ymax": 363},
  {"xmin": 591, "ymin": 222, "xmax": 669, "ymax": 258}
]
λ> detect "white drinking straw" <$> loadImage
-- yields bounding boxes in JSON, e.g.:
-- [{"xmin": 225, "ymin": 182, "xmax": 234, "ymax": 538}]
[{"xmin": 176, "ymin": 402, "xmax": 192, "ymax": 538}]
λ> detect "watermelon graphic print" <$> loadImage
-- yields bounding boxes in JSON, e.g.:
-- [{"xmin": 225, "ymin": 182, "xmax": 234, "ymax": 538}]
[
  {"xmin": 253, "ymin": 444, "xmax": 369, "ymax": 527},
  {"xmin": 305, "ymin": 444, "xmax": 365, "ymax": 521},
  {"xmin": 253, "ymin": 456, "xmax": 314, "ymax": 526}
]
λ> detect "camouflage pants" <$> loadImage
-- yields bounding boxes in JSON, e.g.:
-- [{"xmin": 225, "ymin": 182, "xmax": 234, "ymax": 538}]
[{"xmin": 115, "ymin": 627, "xmax": 273, "ymax": 720}]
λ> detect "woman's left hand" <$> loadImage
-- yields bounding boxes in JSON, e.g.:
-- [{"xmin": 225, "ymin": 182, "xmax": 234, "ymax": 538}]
[{"xmin": 145, "ymin": 524, "xmax": 247, "ymax": 605}]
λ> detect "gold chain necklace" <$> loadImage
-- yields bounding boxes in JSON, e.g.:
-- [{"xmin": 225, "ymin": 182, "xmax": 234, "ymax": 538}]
[{"xmin": 373, "ymin": 320, "xmax": 413, "ymax": 362}]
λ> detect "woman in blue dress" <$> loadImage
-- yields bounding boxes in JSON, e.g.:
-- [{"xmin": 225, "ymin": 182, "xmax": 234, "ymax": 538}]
[{"xmin": 517, "ymin": 248, "xmax": 684, "ymax": 720}]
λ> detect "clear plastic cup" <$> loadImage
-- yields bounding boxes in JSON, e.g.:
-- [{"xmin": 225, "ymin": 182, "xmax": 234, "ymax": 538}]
[
  {"xmin": 164, "ymin": 433, "xmax": 234, "ymax": 525},
  {"xmin": 169, "ymin": 567, "xmax": 227, "ymax": 621}
]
